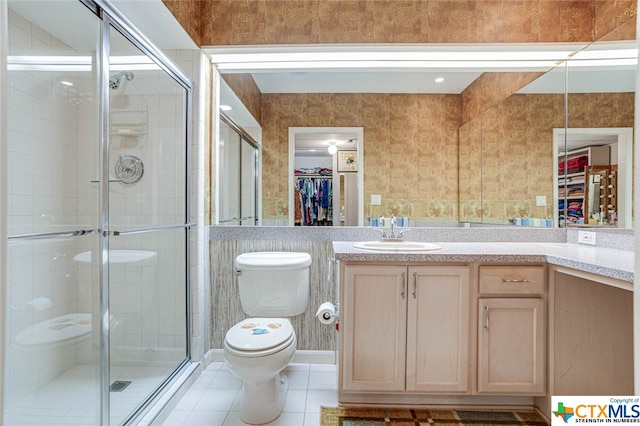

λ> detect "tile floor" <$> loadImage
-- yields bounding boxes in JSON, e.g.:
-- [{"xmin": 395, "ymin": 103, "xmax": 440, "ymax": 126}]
[{"xmin": 160, "ymin": 362, "xmax": 338, "ymax": 426}]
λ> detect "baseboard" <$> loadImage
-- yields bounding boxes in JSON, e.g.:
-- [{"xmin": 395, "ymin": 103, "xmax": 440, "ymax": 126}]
[
  {"xmin": 141, "ymin": 361, "xmax": 201, "ymax": 426},
  {"xmin": 338, "ymin": 392, "xmax": 534, "ymax": 407},
  {"xmin": 208, "ymin": 348, "xmax": 336, "ymax": 365},
  {"xmin": 204, "ymin": 348, "xmax": 217, "ymax": 365},
  {"xmin": 293, "ymin": 350, "xmax": 337, "ymax": 364}
]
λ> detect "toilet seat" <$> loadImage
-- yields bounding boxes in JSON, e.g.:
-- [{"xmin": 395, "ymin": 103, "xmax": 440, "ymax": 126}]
[{"xmin": 225, "ymin": 318, "xmax": 294, "ymax": 357}]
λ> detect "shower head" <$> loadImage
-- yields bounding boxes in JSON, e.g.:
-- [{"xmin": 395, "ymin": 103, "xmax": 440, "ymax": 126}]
[{"xmin": 109, "ymin": 71, "xmax": 134, "ymax": 90}]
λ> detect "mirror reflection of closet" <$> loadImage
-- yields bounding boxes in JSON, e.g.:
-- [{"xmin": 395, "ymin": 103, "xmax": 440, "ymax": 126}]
[
  {"xmin": 293, "ymin": 144, "xmax": 334, "ymax": 226},
  {"xmin": 554, "ymin": 128, "xmax": 631, "ymax": 228},
  {"xmin": 288, "ymin": 127, "xmax": 364, "ymax": 227},
  {"xmin": 586, "ymin": 168, "xmax": 617, "ymax": 225}
]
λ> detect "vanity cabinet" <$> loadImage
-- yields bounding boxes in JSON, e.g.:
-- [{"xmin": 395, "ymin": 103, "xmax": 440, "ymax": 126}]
[
  {"xmin": 340, "ymin": 263, "xmax": 470, "ymax": 394},
  {"xmin": 477, "ymin": 266, "xmax": 545, "ymax": 395}
]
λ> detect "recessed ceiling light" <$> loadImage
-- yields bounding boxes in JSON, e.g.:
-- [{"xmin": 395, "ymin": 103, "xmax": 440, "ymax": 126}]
[
  {"xmin": 220, "ymin": 104, "xmax": 232, "ymax": 111},
  {"xmin": 434, "ymin": 77, "xmax": 445, "ymax": 83},
  {"xmin": 60, "ymin": 80, "xmax": 74, "ymax": 86}
]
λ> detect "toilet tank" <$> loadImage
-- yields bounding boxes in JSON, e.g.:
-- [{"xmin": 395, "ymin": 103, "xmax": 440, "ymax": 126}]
[{"xmin": 235, "ymin": 252, "xmax": 312, "ymax": 317}]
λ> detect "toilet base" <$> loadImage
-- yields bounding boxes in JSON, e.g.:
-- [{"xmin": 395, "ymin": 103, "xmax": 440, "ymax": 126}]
[{"xmin": 238, "ymin": 372, "xmax": 289, "ymax": 425}]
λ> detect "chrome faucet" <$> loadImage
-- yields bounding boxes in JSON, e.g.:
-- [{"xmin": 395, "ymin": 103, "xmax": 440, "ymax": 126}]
[{"xmin": 374, "ymin": 215, "xmax": 411, "ymax": 242}]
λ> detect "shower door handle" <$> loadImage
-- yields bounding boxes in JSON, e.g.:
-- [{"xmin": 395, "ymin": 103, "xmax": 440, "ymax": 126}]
[
  {"xmin": 8, "ymin": 229, "xmax": 99, "ymax": 240},
  {"xmin": 112, "ymin": 222, "xmax": 196, "ymax": 236}
]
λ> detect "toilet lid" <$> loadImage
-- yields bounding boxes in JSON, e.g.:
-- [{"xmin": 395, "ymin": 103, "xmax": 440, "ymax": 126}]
[{"xmin": 225, "ymin": 318, "xmax": 294, "ymax": 352}]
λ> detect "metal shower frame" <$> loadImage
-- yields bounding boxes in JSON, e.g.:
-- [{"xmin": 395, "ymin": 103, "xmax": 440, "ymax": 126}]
[{"xmin": 83, "ymin": 1, "xmax": 195, "ymax": 424}]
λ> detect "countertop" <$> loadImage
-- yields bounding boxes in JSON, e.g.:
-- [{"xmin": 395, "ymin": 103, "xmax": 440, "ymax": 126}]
[{"xmin": 332, "ymin": 241, "xmax": 634, "ymax": 283}]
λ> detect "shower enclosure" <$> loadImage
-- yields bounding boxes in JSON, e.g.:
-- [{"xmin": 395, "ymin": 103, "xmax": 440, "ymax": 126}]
[{"xmin": 4, "ymin": 1, "xmax": 193, "ymax": 424}]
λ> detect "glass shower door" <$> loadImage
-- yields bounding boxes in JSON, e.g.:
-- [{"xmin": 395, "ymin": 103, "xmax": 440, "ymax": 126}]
[
  {"xmin": 106, "ymin": 23, "xmax": 189, "ymax": 425},
  {"xmin": 4, "ymin": 1, "xmax": 102, "ymax": 424},
  {"xmin": 219, "ymin": 117, "xmax": 258, "ymax": 226}
]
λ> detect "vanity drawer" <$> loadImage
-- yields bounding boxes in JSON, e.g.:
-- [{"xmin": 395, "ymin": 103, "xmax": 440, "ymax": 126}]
[{"xmin": 479, "ymin": 266, "xmax": 545, "ymax": 295}]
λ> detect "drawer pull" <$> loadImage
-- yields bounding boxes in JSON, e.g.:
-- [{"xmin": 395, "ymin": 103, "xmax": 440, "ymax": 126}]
[{"xmin": 501, "ymin": 278, "xmax": 530, "ymax": 283}]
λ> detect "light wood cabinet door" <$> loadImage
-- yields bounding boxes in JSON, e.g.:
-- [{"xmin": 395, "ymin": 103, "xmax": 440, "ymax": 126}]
[
  {"xmin": 477, "ymin": 298, "xmax": 545, "ymax": 395},
  {"xmin": 406, "ymin": 266, "xmax": 470, "ymax": 392},
  {"xmin": 341, "ymin": 264, "xmax": 407, "ymax": 392}
]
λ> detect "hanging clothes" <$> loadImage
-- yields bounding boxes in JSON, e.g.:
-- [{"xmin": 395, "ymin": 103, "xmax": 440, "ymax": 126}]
[{"xmin": 294, "ymin": 176, "xmax": 332, "ymax": 226}]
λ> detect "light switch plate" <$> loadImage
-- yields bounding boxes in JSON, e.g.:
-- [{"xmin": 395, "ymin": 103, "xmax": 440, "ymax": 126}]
[
  {"xmin": 578, "ymin": 230, "xmax": 596, "ymax": 245},
  {"xmin": 371, "ymin": 194, "xmax": 381, "ymax": 205}
]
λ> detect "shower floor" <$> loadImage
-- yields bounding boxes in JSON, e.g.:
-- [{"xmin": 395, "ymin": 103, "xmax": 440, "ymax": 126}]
[{"xmin": 4, "ymin": 363, "xmax": 176, "ymax": 426}]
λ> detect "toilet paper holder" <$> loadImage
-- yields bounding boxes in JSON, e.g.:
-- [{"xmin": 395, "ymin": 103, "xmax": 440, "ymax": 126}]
[{"xmin": 316, "ymin": 302, "xmax": 339, "ymax": 324}]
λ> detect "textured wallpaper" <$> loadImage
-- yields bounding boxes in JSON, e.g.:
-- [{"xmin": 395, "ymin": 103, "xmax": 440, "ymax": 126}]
[
  {"xmin": 221, "ymin": 74, "xmax": 262, "ymax": 123},
  {"xmin": 163, "ymin": 0, "xmax": 636, "ymax": 47},
  {"xmin": 199, "ymin": 0, "xmax": 600, "ymax": 46},
  {"xmin": 461, "ymin": 72, "xmax": 545, "ymax": 125},
  {"xmin": 460, "ymin": 92, "xmax": 634, "ymax": 224},
  {"xmin": 261, "ymin": 93, "xmax": 462, "ymax": 223}
]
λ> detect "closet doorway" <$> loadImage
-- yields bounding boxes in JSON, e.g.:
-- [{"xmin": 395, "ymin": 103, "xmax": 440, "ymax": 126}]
[{"xmin": 288, "ymin": 127, "xmax": 364, "ymax": 226}]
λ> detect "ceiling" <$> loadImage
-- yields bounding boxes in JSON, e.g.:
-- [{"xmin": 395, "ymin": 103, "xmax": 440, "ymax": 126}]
[
  {"xmin": 251, "ymin": 70, "xmax": 484, "ymax": 94},
  {"xmin": 294, "ymin": 131, "xmax": 359, "ymax": 157}
]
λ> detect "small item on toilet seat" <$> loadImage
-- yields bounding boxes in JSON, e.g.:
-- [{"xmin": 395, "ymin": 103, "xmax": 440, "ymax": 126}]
[{"xmin": 226, "ymin": 318, "xmax": 293, "ymax": 352}]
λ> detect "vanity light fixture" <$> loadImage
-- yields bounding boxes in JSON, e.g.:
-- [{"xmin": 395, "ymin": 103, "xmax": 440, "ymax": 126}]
[
  {"xmin": 7, "ymin": 55, "xmax": 161, "ymax": 72},
  {"xmin": 208, "ymin": 43, "xmax": 638, "ymax": 72}
]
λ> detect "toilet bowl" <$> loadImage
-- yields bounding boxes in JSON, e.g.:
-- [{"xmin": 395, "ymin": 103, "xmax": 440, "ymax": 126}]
[
  {"xmin": 223, "ymin": 252, "xmax": 311, "ymax": 425},
  {"xmin": 224, "ymin": 318, "xmax": 296, "ymax": 424}
]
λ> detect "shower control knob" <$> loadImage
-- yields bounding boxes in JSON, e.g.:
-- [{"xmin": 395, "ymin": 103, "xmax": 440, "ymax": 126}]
[{"xmin": 115, "ymin": 155, "xmax": 144, "ymax": 184}]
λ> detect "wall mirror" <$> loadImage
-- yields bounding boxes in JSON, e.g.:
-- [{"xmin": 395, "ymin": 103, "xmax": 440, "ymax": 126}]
[
  {"xmin": 559, "ymin": 41, "xmax": 635, "ymax": 228},
  {"xmin": 214, "ymin": 40, "xmax": 636, "ymax": 228}
]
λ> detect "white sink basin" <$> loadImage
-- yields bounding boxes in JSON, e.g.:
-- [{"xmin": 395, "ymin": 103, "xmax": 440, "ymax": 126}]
[{"xmin": 353, "ymin": 241, "xmax": 442, "ymax": 251}]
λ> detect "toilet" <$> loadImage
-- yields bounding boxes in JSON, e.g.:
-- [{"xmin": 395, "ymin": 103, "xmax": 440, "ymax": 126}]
[{"xmin": 223, "ymin": 251, "xmax": 312, "ymax": 425}]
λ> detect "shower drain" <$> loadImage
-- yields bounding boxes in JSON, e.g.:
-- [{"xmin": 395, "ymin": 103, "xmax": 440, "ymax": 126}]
[{"xmin": 109, "ymin": 380, "xmax": 132, "ymax": 392}]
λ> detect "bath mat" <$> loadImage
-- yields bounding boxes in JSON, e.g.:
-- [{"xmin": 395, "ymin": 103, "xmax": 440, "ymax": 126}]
[{"xmin": 319, "ymin": 406, "xmax": 549, "ymax": 425}]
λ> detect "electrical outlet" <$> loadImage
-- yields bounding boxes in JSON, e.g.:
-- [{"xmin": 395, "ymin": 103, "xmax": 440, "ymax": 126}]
[
  {"xmin": 578, "ymin": 230, "xmax": 597, "ymax": 246},
  {"xmin": 535, "ymin": 195, "xmax": 547, "ymax": 206},
  {"xmin": 370, "ymin": 194, "xmax": 381, "ymax": 205}
]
